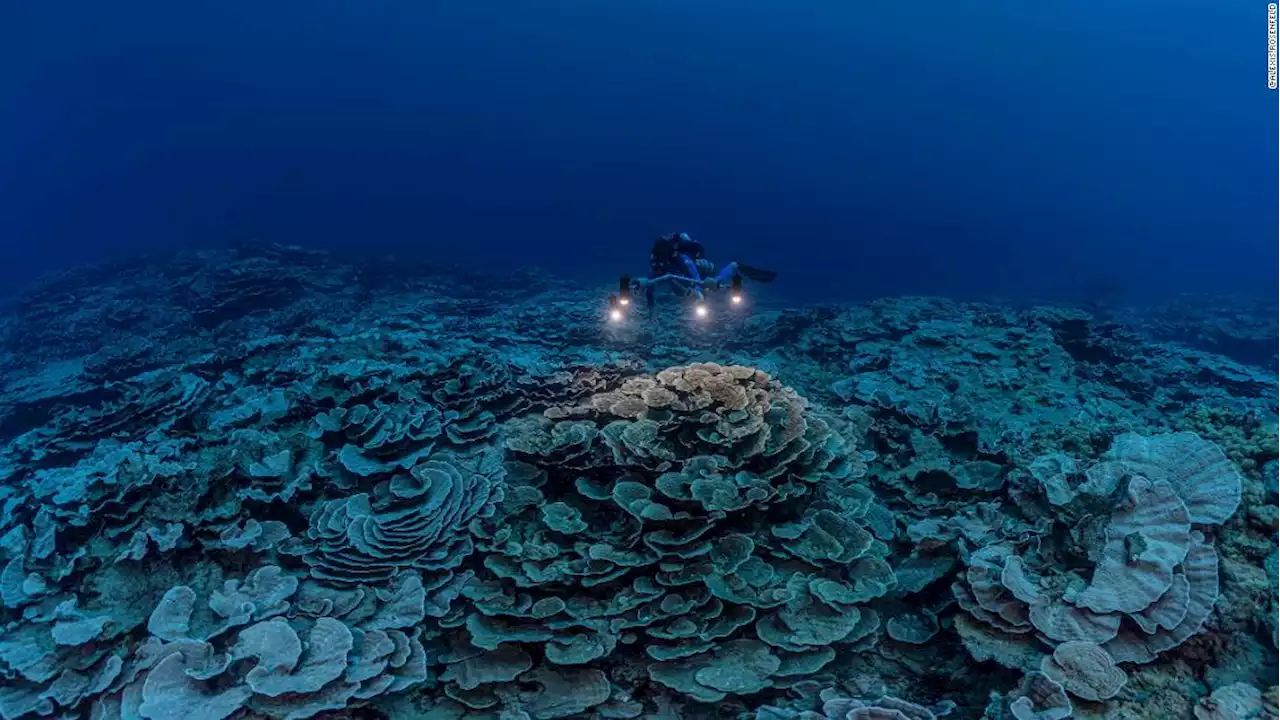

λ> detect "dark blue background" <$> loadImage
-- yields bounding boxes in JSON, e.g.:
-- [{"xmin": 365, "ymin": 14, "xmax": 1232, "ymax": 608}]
[{"xmin": 2, "ymin": 1, "xmax": 1274, "ymax": 303}]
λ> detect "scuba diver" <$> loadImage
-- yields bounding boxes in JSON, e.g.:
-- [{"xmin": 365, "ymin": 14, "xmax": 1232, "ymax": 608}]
[{"xmin": 609, "ymin": 232, "xmax": 777, "ymax": 320}]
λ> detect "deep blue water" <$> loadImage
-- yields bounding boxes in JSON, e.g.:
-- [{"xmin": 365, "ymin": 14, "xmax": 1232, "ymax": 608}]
[{"xmin": 2, "ymin": 1, "xmax": 1274, "ymax": 304}]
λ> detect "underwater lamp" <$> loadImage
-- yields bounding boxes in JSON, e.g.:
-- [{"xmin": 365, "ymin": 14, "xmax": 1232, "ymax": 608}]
[
  {"xmin": 607, "ymin": 275, "xmax": 633, "ymax": 323},
  {"xmin": 618, "ymin": 274, "xmax": 632, "ymax": 304},
  {"xmin": 607, "ymin": 271, "xmax": 746, "ymax": 325},
  {"xmin": 607, "ymin": 292, "xmax": 626, "ymax": 323}
]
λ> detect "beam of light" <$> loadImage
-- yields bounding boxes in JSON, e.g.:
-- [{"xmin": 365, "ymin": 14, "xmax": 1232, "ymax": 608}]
[
  {"xmin": 731, "ymin": 294, "xmax": 742, "ymax": 304},
  {"xmin": 694, "ymin": 304, "xmax": 709, "ymax": 319},
  {"xmin": 619, "ymin": 297, "xmax": 629, "ymax": 305},
  {"xmin": 609, "ymin": 309, "xmax": 623, "ymax": 322}
]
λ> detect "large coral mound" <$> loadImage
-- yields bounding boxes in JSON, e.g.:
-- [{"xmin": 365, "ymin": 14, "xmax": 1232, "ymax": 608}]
[{"xmin": 434, "ymin": 363, "xmax": 889, "ymax": 715}]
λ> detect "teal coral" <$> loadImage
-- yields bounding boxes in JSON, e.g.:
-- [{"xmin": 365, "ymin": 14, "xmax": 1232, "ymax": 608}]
[
  {"xmin": 0, "ymin": 246, "xmax": 1273, "ymax": 719},
  {"xmin": 303, "ymin": 450, "xmax": 504, "ymax": 585},
  {"xmin": 433, "ymin": 363, "xmax": 888, "ymax": 712}
]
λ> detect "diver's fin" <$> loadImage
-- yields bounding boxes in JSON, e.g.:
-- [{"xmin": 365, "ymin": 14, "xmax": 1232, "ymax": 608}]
[{"xmin": 738, "ymin": 264, "xmax": 777, "ymax": 283}]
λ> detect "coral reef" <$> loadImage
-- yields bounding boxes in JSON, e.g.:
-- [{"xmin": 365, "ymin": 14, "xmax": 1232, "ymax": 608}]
[{"xmin": 0, "ymin": 245, "xmax": 1274, "ymax": 719}]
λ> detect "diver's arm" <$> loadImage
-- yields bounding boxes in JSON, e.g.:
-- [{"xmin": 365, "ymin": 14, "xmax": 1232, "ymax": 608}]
[{"xmin": 640, "ymin": 273, "xmax": 718, "ymax": 287}]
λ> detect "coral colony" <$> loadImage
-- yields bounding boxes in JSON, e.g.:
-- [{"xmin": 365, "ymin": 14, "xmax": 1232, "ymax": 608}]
[{"xmin": 0, "ymin": 244, "xmax": 1275, "ymax": 720}]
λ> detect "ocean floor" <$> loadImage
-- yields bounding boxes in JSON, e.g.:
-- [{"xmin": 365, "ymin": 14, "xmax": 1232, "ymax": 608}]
[{"xmin": 0, "ymin": 244, "xmax": 1275, "ymax": 720}]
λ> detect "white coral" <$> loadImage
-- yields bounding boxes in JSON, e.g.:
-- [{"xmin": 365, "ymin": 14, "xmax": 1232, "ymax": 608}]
[
  {"xmin": 1010, "ymin": 671, "xmax": 1072, "ymax": 720},
  {"xmin": 1099, "ymin": 432, "xmax": 1242, "ymax": 525},
  {"xmin": 1075, "ymin": 476, "xmax": 1191, "ymax": 614},
  {"xmin": 147, "ymin": 586, "xmax": 197, "ymax": 641},
  {"xmin": 1040, "ymin": 641, "xmax": 1127, "ymax": 701},
  {"xmin": 1104, "ymin": 532, "xmax": 1221, "ymax": 664},
  {"xmin": 1193, "ymin": 683, "xmax": 1265, "ymax": 720}
]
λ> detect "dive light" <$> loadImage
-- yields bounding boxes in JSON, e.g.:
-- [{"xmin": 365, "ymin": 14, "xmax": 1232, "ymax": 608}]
[
  {"xmin": 618, "ymin": 275, "xmax": 632, "ymax": 305},
  {"xmin": 608, "ymin": 275, "xmax": 634, "ymax": 323},
  {"xmin": 731, "ymin": 273, "xmax": 743, "ymax": 304}
]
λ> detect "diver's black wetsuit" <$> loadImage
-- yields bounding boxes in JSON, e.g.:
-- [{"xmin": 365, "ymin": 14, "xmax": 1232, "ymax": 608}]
[
  {"xmin": 649, "ymin": 233, "xmax": 706, "ymax": 277},
  {"xmin": 645, "ymin": 233, "xmax": 706, "ymax": 308}
]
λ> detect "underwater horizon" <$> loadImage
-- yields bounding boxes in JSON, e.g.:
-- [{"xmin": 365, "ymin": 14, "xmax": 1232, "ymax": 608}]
[
  {"xmin": 0, "ymin": 3, "xmax": 1277, "ymax": 720},
  {"xmin": 2, "ymin": 0, "xmax": 1277, "ymax": 303}
]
